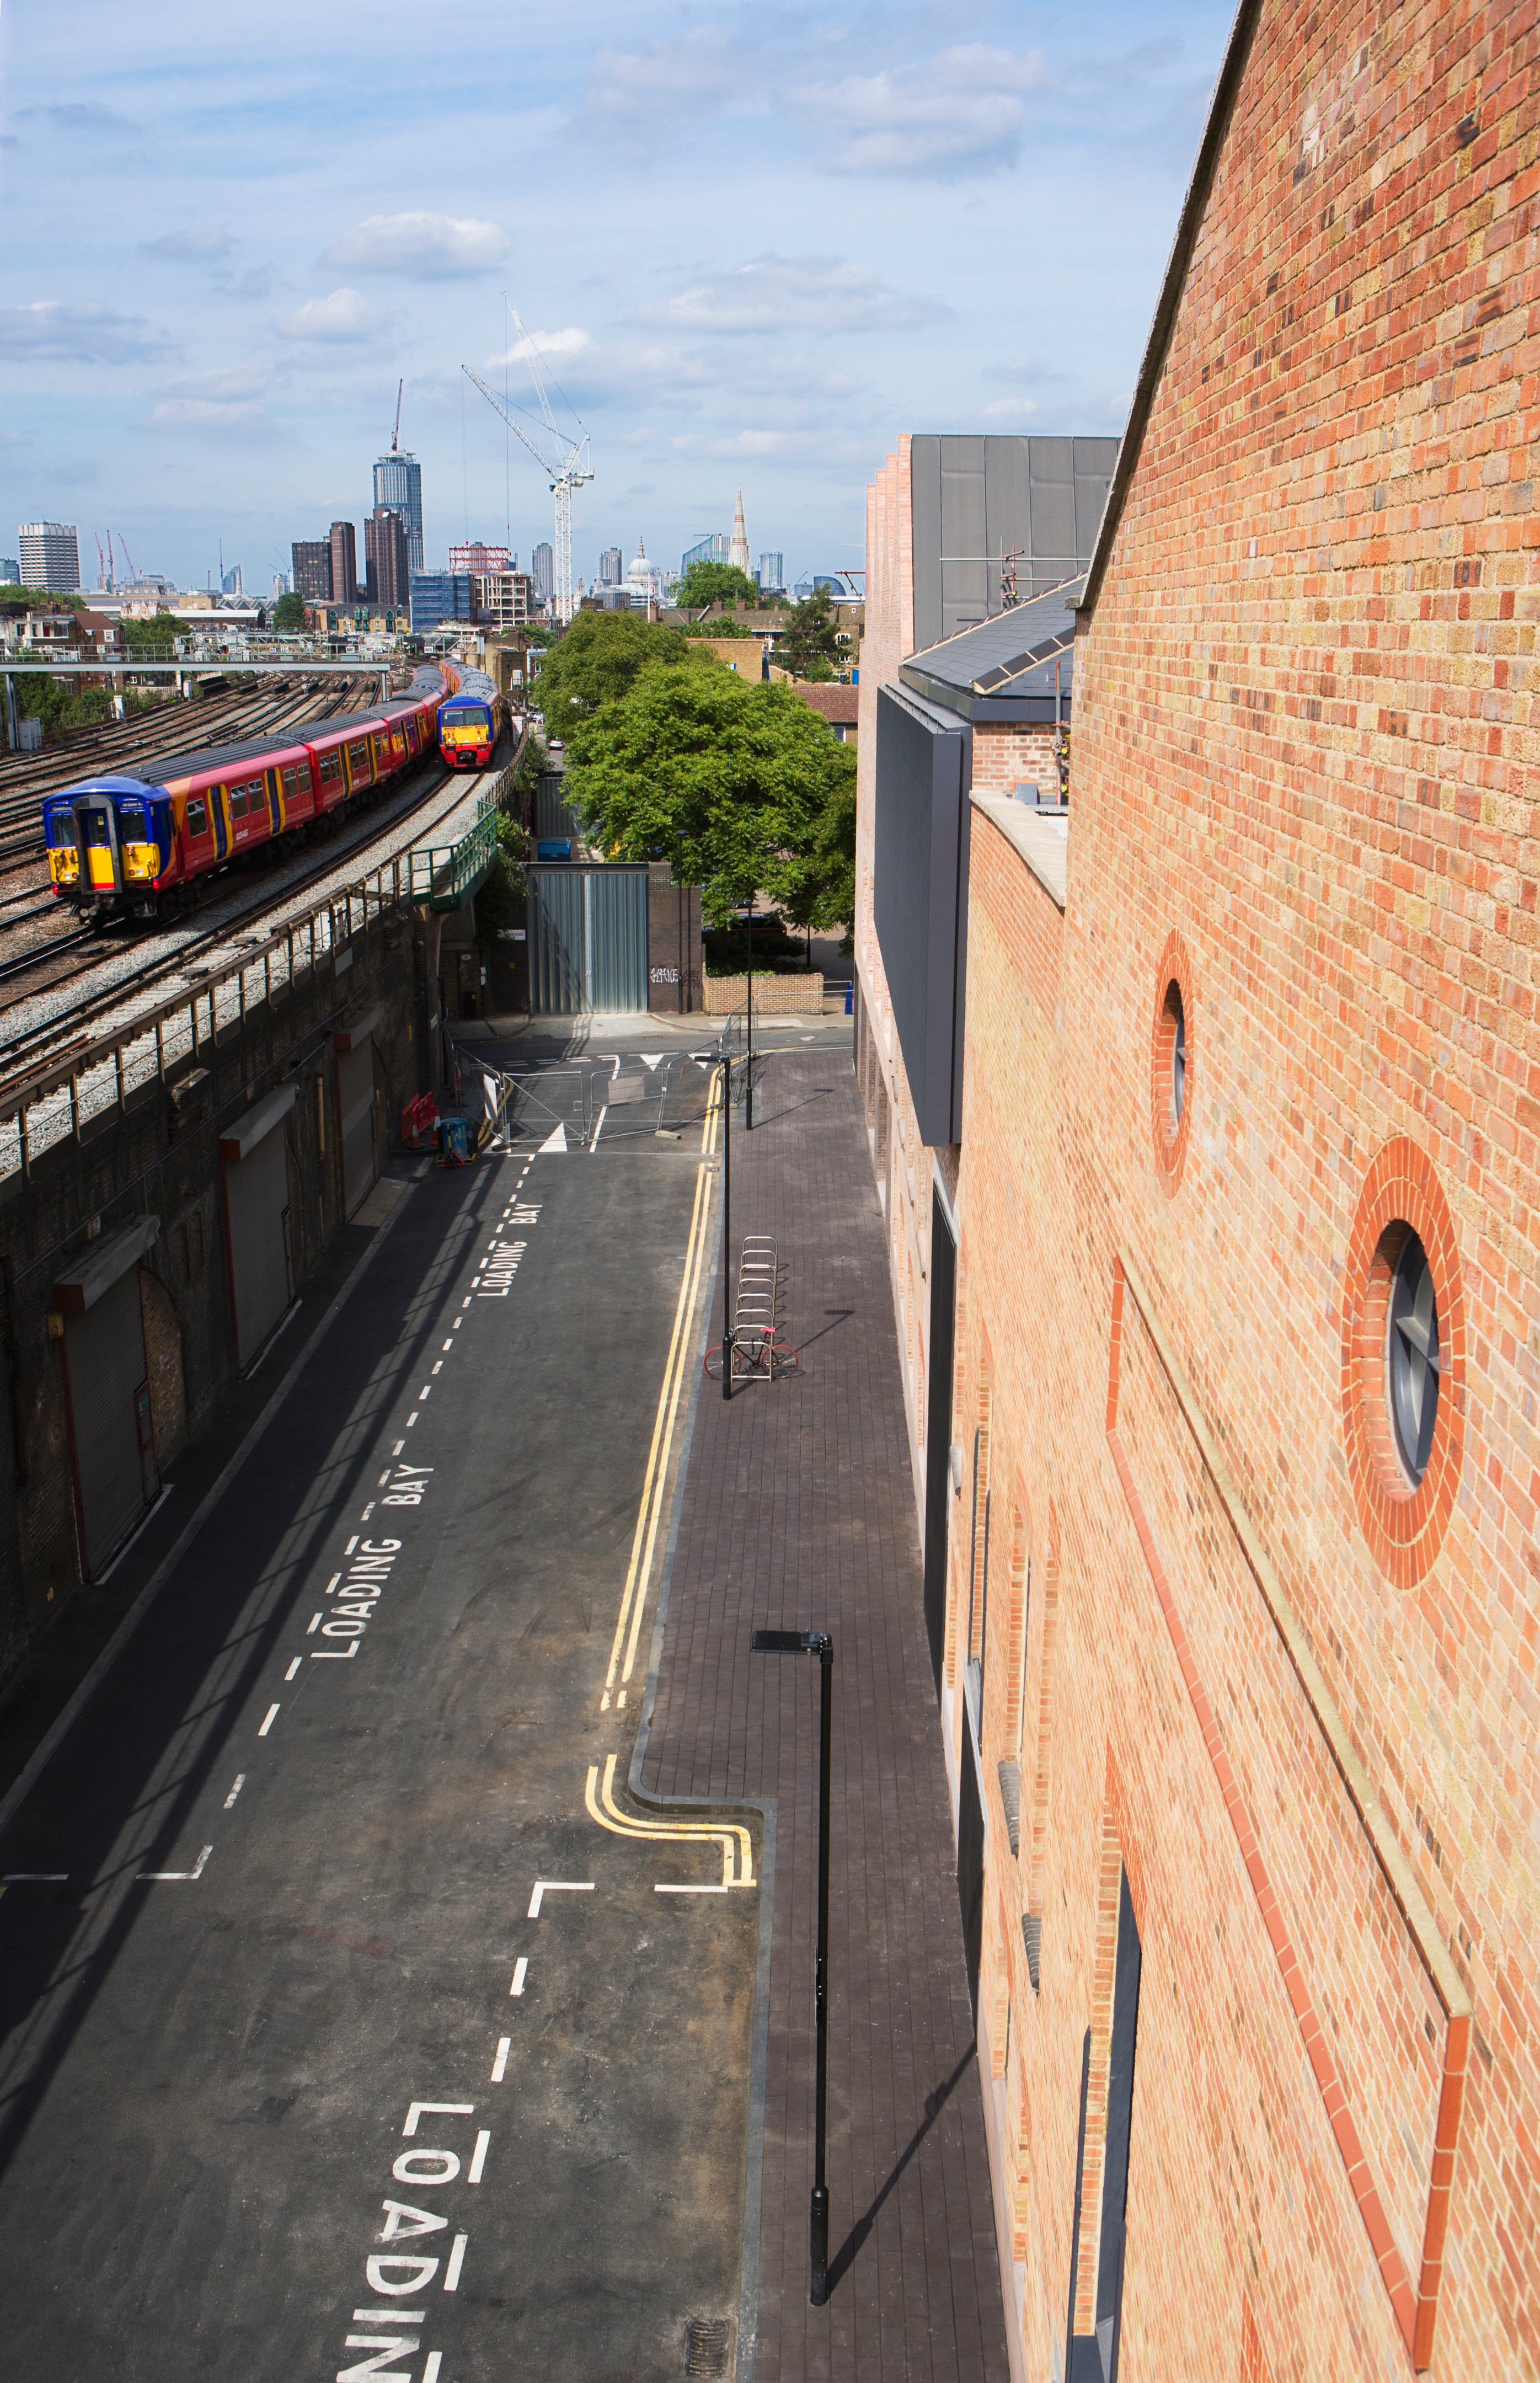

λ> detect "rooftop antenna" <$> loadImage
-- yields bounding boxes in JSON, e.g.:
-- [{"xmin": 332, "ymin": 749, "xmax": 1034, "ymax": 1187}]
[{"xmin": 391, "ymin": 376, "xmax": 403, "ymax": 454}]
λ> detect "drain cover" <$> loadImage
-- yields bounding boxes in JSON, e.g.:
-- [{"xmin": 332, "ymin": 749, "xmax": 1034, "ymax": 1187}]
[{"xmin": 685, "ymin": 2316, "xmax": 732, "ymax": 2376}]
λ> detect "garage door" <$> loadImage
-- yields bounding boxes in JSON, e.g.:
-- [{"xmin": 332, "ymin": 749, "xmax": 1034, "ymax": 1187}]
[
  {"xmin": 221, "ymin": 1086, "xmax": 296, "ymax": 1368},
  {"xmin": 338, "ymin": 1036, "xmax": 378, "ymax": 1216},
  {"xmin": 57, "ymin": 1230, "xmax": 160, "ymax": 1579}
]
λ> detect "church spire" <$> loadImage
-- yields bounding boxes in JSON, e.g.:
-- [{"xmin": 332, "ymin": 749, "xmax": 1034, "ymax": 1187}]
[{"xmin": 728, "ymin": 488, "xmax": 751, "ymax": 575}]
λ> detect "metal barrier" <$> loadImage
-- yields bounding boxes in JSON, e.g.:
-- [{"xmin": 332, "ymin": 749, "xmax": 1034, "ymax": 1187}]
[{"xmin": 405, "ymin": 792, "xmax": 498, "ymax": 912}]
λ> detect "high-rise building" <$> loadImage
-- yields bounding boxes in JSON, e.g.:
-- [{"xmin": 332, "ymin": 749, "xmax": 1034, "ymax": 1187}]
[
  {"xmin": 329, "ymin": 521, "xmax": 358, "ymax": 608},
  {"xmin": 373, "ymin": 450, "xmax": 424, "ymax": 576},
  {"xmin": 408, "ymin": 572, "xmax": 476, "ymax": 636},
  {"xmin": 598, "ymin": 546, "xmax": 623, "ymax": 586},
  {"xmin": 221, "ymin": 562, "xmax": 243, "ymax": 596},
  {"xmin": 757, "ymin": 552, "xmax": 784, "ymax": 592},
  {"xmin": 473, "ymin": 571, "xmax": 535, "ymax": 634},
  {"xmin": 448, "ymin": 542, "xmax": 510, "ymax": 576},
  {"xmin": 531, "ymin": 542, "xmax": 554, "ymax": 605},
  {"xmin": 681, "ymin": 533, "xmax": 730, "ymax": 576},
  {"xmin": 728, "ymin": 489, "xmax": 751, "ymax": 575},
  {"xmin": 292, "ymin": 541, "xmax": 331, "ymax": 603},
  {"xmin": 18, "ymin": 522, "xmax": 81, "ymax": 593},
  {"xmin": 365, "ymin": 507, "xmax": 410, "ymax": 610},
  {"xmin": 0, "ymin": 558, "xmax": 19, "ymax": 585}
]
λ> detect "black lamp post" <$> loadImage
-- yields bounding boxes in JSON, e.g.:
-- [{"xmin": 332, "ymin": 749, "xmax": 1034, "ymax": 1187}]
[
  {"xmin": 745, "ymin": 890, "xmax": 755, "ymax": 1130},
  {"xmin": 750, "ymin": 1626, "xmax": 834, "ymax": 2305},
  {"xmin": 692, "ymin": 1039, "xmax": 733, "ymax": 1400}
]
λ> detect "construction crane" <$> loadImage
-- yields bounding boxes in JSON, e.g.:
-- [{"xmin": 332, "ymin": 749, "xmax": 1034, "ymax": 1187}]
[
  {"xmin": 116, "ymin": 531, "xmax": 141, "ymax": 584},
  {"xmin": 462, "ymin": 306, "xmax": 592, "ymax": 626},
  {"xmin": 390, "ymin": 377, "xmax": 403, "ymax": 453}
]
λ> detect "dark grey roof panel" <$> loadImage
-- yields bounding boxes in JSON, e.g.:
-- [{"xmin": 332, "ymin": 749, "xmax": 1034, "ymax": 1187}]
[
  {"xmin": 911, "ymin": 437, "xmax": 944, "ymax": 652},
  {"xmin": 907, "ymin": 435, "xmax": 1117, "ymax": 645}
]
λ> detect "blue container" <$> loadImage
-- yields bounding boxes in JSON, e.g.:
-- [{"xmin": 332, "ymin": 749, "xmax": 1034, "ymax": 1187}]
[
  {"xmin": 437, "ymin": 1115, "xmax": 470, "ymax": 1164},
  {"xmin": 843, "ymin": 981, "xmax": 854, "ymax": 1015}
]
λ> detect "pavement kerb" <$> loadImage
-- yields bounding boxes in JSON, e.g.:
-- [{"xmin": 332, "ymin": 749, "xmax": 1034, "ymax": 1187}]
[
  {"xmin": 0, "ymin": 1175, "xmax": 421, "ymax": 1845},
  {"xmin": 627, "ymin": 1157, "xmax": 777, "ymax": 2383}
]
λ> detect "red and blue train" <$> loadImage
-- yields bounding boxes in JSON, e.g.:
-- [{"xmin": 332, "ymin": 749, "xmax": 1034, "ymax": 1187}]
[
  {"xmin": 436, "ymin": 668, "xmax": 504, "ymax": 770},
  {"xmin": 41, "ymin": 662, "xmax": 490, "ymax": 922}
]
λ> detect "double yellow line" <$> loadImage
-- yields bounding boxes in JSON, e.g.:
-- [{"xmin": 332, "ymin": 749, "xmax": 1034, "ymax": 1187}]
[
  {"xmin": 584, "ymin": 1752, "xmax": 753, "ymax": 1887},
  {"xmin": 598, "ymin": 1075, "xmax": 721, "ymax": 1713}
]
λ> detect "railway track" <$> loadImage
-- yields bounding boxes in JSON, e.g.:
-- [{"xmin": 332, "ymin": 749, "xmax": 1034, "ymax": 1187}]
[{"xmin": 0, "ymin": 746, "xmax": 502, "ymax": 1089}]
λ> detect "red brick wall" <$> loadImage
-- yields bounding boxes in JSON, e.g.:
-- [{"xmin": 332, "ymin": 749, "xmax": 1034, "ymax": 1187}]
[
  {"xmin": 857, "ymin": 1, "xmax": 1540, "ymax": 2376},
  {"xmin": 971, "ymin": 724, "xmax": 1060, "ymax": 797}
]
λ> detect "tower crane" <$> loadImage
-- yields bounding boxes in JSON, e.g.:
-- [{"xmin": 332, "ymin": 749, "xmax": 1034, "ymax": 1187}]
[{"xmin": 462, "ymin": 304, "xmax": 592, "ymax": 625}]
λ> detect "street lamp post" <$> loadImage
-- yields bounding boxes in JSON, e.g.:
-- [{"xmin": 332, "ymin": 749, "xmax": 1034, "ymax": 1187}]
[
  {"xmin": 746, "ymin": 890, "xmax": 755, "ymax": 1130},
  {"xmin": 719, "ymin": 1043, "xmax": 732, "ymax": 1398},
  {"xmin": 750, "ymin": 1627, "xmax": 834, "ymax": 2305}
]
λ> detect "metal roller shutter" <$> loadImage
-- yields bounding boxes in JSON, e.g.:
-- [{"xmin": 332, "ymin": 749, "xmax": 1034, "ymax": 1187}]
[
  {"xmin": 224, "ymin": 1119, "xmax": 292, "ymax": 1367},
  {"xmin": 528, "ymin": 866, "xmax": 649, "ymax": 1014},
  {"xmin": 63, "ymin": 1268, "xmax": 156, "ymax": 1578},
  {"xmin": 338, "ymin": 1036, "xmax": 378, "ymax": 1215}
]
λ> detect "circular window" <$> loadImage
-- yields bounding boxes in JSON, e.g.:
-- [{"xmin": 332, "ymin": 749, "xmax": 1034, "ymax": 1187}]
[
  {"xmin": 1386, "ymin": 1231, "xmax": 1440, "ymax": 1483},
  {"xmin": 1341, "ymin": 1141, "xmax": 1463, "ymax": 1584},
  {"xmin": 1149, "ymin": 933, "xmax": 1194, "ymax": 1190}
]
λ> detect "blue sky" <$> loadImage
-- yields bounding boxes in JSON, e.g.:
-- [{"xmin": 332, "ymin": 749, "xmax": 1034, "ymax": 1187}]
[{"xmin": 0, "ymin": 0, "xmax": 1233, "ymax": 594}]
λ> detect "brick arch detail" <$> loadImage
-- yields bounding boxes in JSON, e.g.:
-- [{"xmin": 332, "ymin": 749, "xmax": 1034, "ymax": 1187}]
[
  {"xmin": 1150, "ymin": 929, "xmax": 1195, "ymax": 1193},
  {"xmin": 1340, "ymin": 1137, "xmax": 1465, "ymax": 1587}
]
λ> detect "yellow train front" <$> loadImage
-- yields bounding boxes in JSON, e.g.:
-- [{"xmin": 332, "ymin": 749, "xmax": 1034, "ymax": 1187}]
[{"xmin": 437, "ymin": 670, "xmax": 503, "ymax": 770}]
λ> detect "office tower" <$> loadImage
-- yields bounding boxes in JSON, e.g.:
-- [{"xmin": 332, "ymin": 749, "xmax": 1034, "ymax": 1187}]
[
  {"xmin": 681, "ymin": 533, "xmax": 729, "ymax": 575},
  {"xmin": 18, "ymin": 522, "xmax": 81, "ymax": 592},
  {"xmin": 598, "ymin": 546, "xmax": 623, "ymax": 586},
  {"xmin": 728, "ymin": 489, "xmax": 750, "ymax": 574},
  {"xmin": 0, "ymin": 558, "xmax": 19, "ymax": 585},
  {"xmin": 292, "ymin": 541, "xmax": 332, "ymax": 602},
  {"xmin": 329, "ymin": 521, "xmax": 359, "ymax": 607},
  {"xmin": 373, "ymin": 449, "xmax": 424, "ymax": 575},
  {"xmin": 365, "ymin": 508, "xmax": 410, "ymax": 609},
  {"xmin": 408, "ymin": 572, "xmax": 477, "ymax": 635},
  {"xmin": 221, "ymin": 562, "xmax": 243, "ymax": 596},
  {"xmin": 532, "ymin": 542, "xmax": 554, "ymax": 604},
  {"xmin": 757, "ymin": 552, "xmax": 784, "ymax": 592}
]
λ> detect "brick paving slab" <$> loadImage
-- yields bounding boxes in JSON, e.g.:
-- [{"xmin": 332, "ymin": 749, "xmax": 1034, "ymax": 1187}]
[{"xmin": 639, "ymin": 1047, "xmax": 1009, "ymax": 2382}]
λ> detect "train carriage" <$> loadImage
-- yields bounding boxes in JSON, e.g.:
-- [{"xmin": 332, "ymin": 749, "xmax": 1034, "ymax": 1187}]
[
  {"xmin": 43, "ymin": 662, "xmax": 453, "ymax": 921},
  {"xmin": 437, "ymin": 669, "xmax": 504, "ymax": 769}
]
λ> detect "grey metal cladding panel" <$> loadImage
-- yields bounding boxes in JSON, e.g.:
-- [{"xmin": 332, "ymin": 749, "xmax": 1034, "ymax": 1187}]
[
  {"xmin": 1072, "ymin": 442, "xmax": 1120, "ymax": 558},
  {"xmin": 940, "ymin": 456, "xmax": 988, "ymax": 638},
  {"xmin": 983, "ymin": 440, "xmax": 1031, "ymax": 576},
  {"xmin": 873, "ymin": 686, "xmax": 968, "ymax": 1146},
  {"xmin": 587, "ymin": 869, "xmax": 649, "ymax": 1013},
  {"xmin": 910, "ymin": 436, "xmax": 944, "ymax": 652}
]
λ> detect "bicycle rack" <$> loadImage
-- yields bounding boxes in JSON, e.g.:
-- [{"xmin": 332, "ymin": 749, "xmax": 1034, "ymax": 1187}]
[{"xmin": 705, "ymin": 1233, "xmax": 798, "ymax": 1382}]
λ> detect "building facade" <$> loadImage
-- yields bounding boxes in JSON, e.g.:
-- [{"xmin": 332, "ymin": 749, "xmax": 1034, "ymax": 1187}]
[
  {"xmin": 598, "ymin": 545, "xmax": 623, "ymax": 587},
  {"xmin": 408, "ymin": 572, "xmax": 475, "ymax": 637},
  {"xmin": 853, "ymin": 9, "xmax": 1540, "ymax": 2378},
  {"xmin": 472, "ymin": 570, "xmax": 534, "ymax": 634},
  {"xmin": 328, "ymin": 522, "xmax": 358, "ymax": 609},
  {"xmin": 291, "ymin": 541, "xmax": 331, "ymax": 603},
  {"xmin": 531, "ymin": 542, "xmax": 554, "ymax": 605},
  {"xmin": 757, "ymin": 551, "xmax": 784, "ymax": 592},
  {"xmin": 365, "ymin": 507, "xmax": 410, "ymax": 610},
  {"xmin": 373, "ymin": 450, "xmax": 423, "ymax": 576},
  {"xmin": 18, "ymin": 522, "xmax": 81, "ymax": 594}
]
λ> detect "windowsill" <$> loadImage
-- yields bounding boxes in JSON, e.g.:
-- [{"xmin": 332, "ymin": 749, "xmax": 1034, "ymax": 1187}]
[{"xmin": 970, "ymin": 789, "xmax": 1068, "ymax": 911}]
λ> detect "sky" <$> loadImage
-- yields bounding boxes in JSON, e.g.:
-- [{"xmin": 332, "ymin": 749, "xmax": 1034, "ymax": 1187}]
[{"xmin": 0, "ymin": 0, "xmax": 1234, "ymax": 596}]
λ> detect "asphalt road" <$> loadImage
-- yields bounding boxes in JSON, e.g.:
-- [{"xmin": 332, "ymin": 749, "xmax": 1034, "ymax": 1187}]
[{"xmin": 0, "ymin": 1062, "xmax": 761, "ymax": 2380}]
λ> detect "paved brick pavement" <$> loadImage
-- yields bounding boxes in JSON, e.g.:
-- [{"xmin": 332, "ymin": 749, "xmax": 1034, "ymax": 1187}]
[{"xmin": 639, "ymin": 1045, "xmax": 1009, "ymax": 2382}]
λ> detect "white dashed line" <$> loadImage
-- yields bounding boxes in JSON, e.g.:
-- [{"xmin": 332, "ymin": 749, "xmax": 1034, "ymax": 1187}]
[
  {"xmin": 441, "ymin": 1339, "xmax": 454, "ymax": 1353},
  {"xmin": 224, "ymin": 1775, "xmax": 245, "ymax": 1808},
  {"xmin": 431, "ymin": 1361, "xmax": 442, "ymax": 1376},
  {"xmin": 284, "ymin": 1658, "xmax": 302, "ymax": 1682},
  {"xmin": 443, "ymin": 2234, "xmax": 468, "ymax": 2292},
  {"xmin": 378, "ymin": 1468, "xmax": 392, "ymax": 1488},
  {"xmin": 138, "ymin": 1844, "xmax": 212, "ymax": 1882},
  {"xmin": 527, "ymin": 1881, "xmax": 593, "ymax": 1918},
  {"xmin": 308, "ymin": 1611, "xmax": 322, "ymax": 1633},
  {"xmin": 259, "ymin": 1703, "xmax": 280, "ymax": 1737},
  {"xmin": 407, "ymin": 1412, "xmax": 419, "ymax": 1426},
  {"xmin": 509, "ymin": 1957, "xmax": 528, "ymax": 1996},
  {"xmin": 491, "ymin": 2037, "xmax": 511, "ymax": 2080},
  {"xmin": 326, "ymin": 1574, "xmax": 341, "ymax": 1595},
  {"xmin": 344, "ymin": 1537, "xmax": 360, "ymax": 1557},
  {"xmin": 468, "ymin": 2131, "xmax": 490, "ymax": 2183},
  {"xmin": 4, "ymin": 1872, "xmax": 67, "ymax": 1881},
  {"xmin": 655, "ymin": 1883, "xmax": 729, "ymax": 1894},
  {"xmin": 392, "ymin": 1439, "xmax": 405, "ymax": 1456}
]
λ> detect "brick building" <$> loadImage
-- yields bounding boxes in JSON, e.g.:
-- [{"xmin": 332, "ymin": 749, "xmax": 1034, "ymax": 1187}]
[{"xmin": 854, "ymin": 6, "xmax": 1539, "ymax": 2379}]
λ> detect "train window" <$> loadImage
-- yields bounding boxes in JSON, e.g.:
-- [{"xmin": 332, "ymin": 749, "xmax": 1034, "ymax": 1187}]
[
  {"xmin": 229, "ymin": 784, "xmax": 248, "ymax": 817},
  {"xmin": 186, "ymin": 797, "xmax": 208, "ymax": 837},
  {"xmin": 349, "ymin": 741, "xmax": 368, "ymax": 771}
]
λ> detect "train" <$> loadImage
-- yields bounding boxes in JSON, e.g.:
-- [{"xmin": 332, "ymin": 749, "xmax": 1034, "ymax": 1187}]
[
  {"xmin": 436, "ymin": 669, "xmax": 504, "ymax": 770},
  {"xmin": 43, "ymin": 663, "xmax": 458, "ymax": 923}
]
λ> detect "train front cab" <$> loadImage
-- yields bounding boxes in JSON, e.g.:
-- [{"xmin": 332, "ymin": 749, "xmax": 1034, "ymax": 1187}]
[{"xmin": 45, "ymin": 780, "xmax": 169, "ymax": 917}]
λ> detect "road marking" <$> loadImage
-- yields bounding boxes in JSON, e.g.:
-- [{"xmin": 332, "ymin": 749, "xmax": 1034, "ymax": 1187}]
[
  {"xmin": 259, "ymin": 1703, "xmax": 280, "ymax": 1736},
  {"xmin": 451, "ymin": 1318, "xmax": 462, "ymax": 1331},
  {"xmin": 590, "ymin": 1105, "xmax": 608, "ymax": 1152},
  {"xmin": 441, "ymin": 1339, "xmax": 453, "ymax": 1353},
  {"xmin": 491, "ymin": 2037, "xmax": 511, "ymax": 2081},
  {"xmin": 345, "ymin": 1536, "xmax": 360, "ymax": 1557},
  {"xmin": 4, "ymin": 1872, "xmax": 67, "ymax": 1880},
  {"xmin": 443, "ymin": 2235, "xmax": 468, "ymax": 2293},
  {"xmin": 431, "ymin": 1361, "xmax": 442, "ymax": 1375},
  {"xmin": 509, "ymin": 1957, "xmax": 528, "ymax": 1996},
  {"xmin": 404, "ymin": 2102, "xmax": 474, "ymax": 2136},
  {"xmin": 223, "ymin": 1774, "xmax": 245, "ymax": 1808},
  {"xmin": 308, "ymin": 1611, "xmax": 322, "ymax": 1632},
  {"xmin": 601, "ymin": 1119, "xmax": 718, "ymax": 1712},
  {"xmin": 585, "ymin": 1755, "xmax": 753, "ymax": 1887},
  {"xmin": 468, "ymin": 2131, "xmax": 490, "ymax": 2183},
  {"xmin": 138, "ymin": 1843, "xmax": 212, "ymax": 1882},
  {"xmin": 284, "ymin": 1657, "xmax": 302, "ymax": 1682},
  {"xmin": 378, "ymin": 1468, "xmax": 392, "ymax": 1488},
  {"xmin": 407, "ymin": 1411, "xmax": 419, "ymax": 1426},
  {"xmin": 461, "ymin": 1297, "xmax": 472, "ymax": 1310},
  {"xmin": 392, "ymin": 1439, "xmax": 405, "ymax": 1456},
  {"xmin": 537, "ymin": 1120, "xmax": 568, "ymax": 1153},
  {"xmin": 327, "ymin": 1573, "xmax": 342, "ymax": 1594},
  {"xmin": 361, "ymin": 1503, "xmax": 376, "ymax": 1520},
  {"xmin": 527, "ymin": 1880, "xmax": 593, "ymax": 1918},
  {"xmin": 656, "ymin": 1883, "xmax": 730, "ymax": 1894},
  {"xmin": 419, "ymin": 1386, "xmax": 431, "ymax": 1399},
  {"xmin": 423, "ymin": 2357, "xmax": 443, "ymax": 2382}
]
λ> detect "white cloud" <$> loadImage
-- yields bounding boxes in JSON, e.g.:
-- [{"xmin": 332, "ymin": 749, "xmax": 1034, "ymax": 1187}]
[
  {"xmin": 981, "ymin": 396, "xmax": 1042, "ymax": 422},
  {"xmin": 796, "ymin": 46, "xmax": 1050, "ymax": 180},
  {"xmin": 146, "ymin": 368, "xmax": 275, "ymax": 436},
  {"xmin": 0, "ymin": 300, "xmax": 163, "ymax": 363},
  {"xmin": 586, "ymin": 29, "xmax": 738, "ymax": 122},
  {"xmin": 140, "ymin": 229, "xmax": 237, "ymax": 263},
  {"xmin": 986, "ymin": 351, "xmax": 1072, "ymax": 387},
  {"xmin": 639, "ymin": 254, "xmax": 942, "ymax": 338},
  {"xmin": 490, "ymin": 326, "xmax": 595, "ymax": 368},
  {"xmin": 277, "ymin": 287, "xmax": 383, "ymax": 343},
  {"xmin": 324, "ymin": 211, "xmax": 510, "ymax": 279}
]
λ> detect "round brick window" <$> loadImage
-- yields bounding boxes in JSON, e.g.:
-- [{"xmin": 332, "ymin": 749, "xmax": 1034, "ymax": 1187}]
[
  {"xmin": 1340, "ymin": 1140, "xmax": 1464, "ymax": 1585},
  {"xmin": 1149, "ymin": 933, "xmax": 1193, "ymax": 1191}
]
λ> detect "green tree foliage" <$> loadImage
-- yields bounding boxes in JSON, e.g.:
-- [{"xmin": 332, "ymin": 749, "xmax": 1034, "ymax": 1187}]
[
  {"xmin": 11, "ymin": 677, "xmax": 162, "ymax": 746},
  {"xmin": 780, "ymin": 774, "xmax": 856, "ymax": 944},
  {"xmin": 120, "ymin": 610, "xmax": 184, "ymax": 658},
  {"xmin": 532, "ymin": 607, "xmax": 703, "ymax": 729},
  {"xmin": 673, "ymin": 559, "xmax": 761, "ymax": 612},
  {"xmin": 566, "ymin": 666, "xmax": 857, "ymax": 926},
  {"xmin": 271, "ymin": 591, "xmax": 308, "ymax": 632},
  {"xmin": 774, "ymin": 585, "xmax": 845, "ymax": 681},
  {"xmin": 473, "ymin": 813, "xmax": 532, "ymax": 950},
  {"xmin": 0, "ymin": 585, "xmax": 87, "ymax": 611}
]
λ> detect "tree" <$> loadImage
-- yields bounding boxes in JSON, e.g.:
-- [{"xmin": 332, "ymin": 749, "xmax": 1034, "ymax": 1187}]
[
  {"xmin": 673, "ymin": 559, "xmax": 761, "ymax": 612},
  {"xmin": 566, "ymin": 665, "xmax": 857, "ymax": 926},
  {"xmin": 271, "ymin": 591, "xmax": 307, "ymax": 633},
  {"xmin": 775, "ymin": 584, "xmax": 844, "ymax": 681},
  {"xmin": 531, "ymin": 607, "xmax": 705, "ymax": 729},
  {"xmin": 780, "ymin": 776, "xmax": 855, "ymax": 947},
  {"xmin": 120, "ymin": 610, "xmax": 183, "ymax": 659}
]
